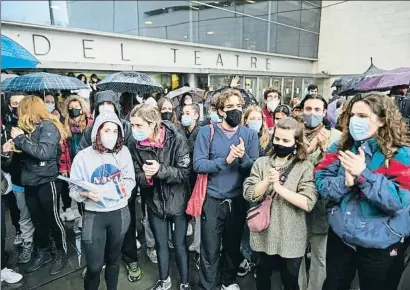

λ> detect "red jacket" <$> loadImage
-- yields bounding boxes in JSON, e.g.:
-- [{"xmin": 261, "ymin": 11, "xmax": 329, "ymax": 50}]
[
  {"xmin": 263, "ymin": 107, "xmax": 275, "ymax": 129},
  {"xmin": 59, "ymin": 140, "xmax": 71, "ymax": 175}
]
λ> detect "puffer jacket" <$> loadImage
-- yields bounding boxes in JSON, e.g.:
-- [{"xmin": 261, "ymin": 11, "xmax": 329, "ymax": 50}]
[
  {"xmin": 1, "ymin": 123, "xmax": 23, "ymax": 186},
  {"xmin": 315, "ymin": 138, "xmax": 410, "ymax": 249},
  {"xmin": 13, "ymin": 120, "xmax": 61, "ymax": 186},
  {"xmin": 128, "ymin": 121, "xmax": 191, "ymax": 218}
]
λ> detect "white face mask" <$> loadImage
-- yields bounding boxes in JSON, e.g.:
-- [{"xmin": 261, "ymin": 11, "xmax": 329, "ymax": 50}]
[
  {"xmin": 267, "ymin": 101, "xmax": 279, "ymax": 112},
  {"xmin": 101, "ymin": 133, "xmax": 118, "ymax": 150},
  {"xmin": 100, "ymin": 104, "xmax": 115, "ymax": 113}
]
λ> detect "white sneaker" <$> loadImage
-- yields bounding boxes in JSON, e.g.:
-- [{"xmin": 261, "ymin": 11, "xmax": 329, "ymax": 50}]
[
  {"xmin": 1, "ymin": 268, "xmax": 23, "ymax": 283},
  {"xmin": 151, "ymin": 276, "xmax": 171, "ymax": 290},
  {"xmin": 147, "ymin": 247, "xmax": 158, "ymax": 264},
  {"xmin": 188, "ymin": 243, "xmax": 195, "ymax": 252},
  {"xmin": 186, "ymin": 223, "xmax": 193, "ymax": 237},
  {"xmin": 136, "ymin": 239, "xmax": 141, "ymax": 250},
  {"xmin": 13, "ymin": 234, "xmax": 23, "ymax": 247},
  {"xmin": 65, "ymin": 208, "xmax": 76, "ymax": 222},
  {"xmin": 221, "ymin": 284, "xmax": 240, "ymax": 290}
]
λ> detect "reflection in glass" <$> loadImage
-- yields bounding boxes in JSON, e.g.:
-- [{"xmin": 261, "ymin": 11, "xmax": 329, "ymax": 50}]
[
  {"xmin": 276, "ymin": 25, "xmax": 300, "ymax": 56},
  {"xmin": 209, "ymin": 75, "xmax": 234, "ymax": 90},
  {"xmin": 1, "ymin": 1, "xmax": 51, "ymax": 25},
  {"xmin": 293, "ymin": 77, "xmax": 303, "ymax": 99},
  {"xmin": 244, "ymin": 77, "xmax": 257, "ymax": 97},
  {"xmin": 258, "ymin": 77, "xmax": 270, "ymax": 105},
  {"xmin": 283, "ymin": 78, "xmax": 294, "ymax": 105}
]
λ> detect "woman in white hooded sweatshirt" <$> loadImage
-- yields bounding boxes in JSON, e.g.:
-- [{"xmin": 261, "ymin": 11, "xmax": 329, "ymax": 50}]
[{"xmin": 70, "ymin": 112, "xmax": 136, "ymax": 290}]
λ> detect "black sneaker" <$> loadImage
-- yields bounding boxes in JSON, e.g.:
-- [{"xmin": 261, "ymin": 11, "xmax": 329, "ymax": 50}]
[
  {"xmin": 17, "ymin": 241, "xmax": 33, "ymax": 264},
  {"xmin": 26, "ymin": 248, "xmax": 52, "ymax": 273},
  {"xmin": 237, "ymin": 259, "xmax": 253, "ymax": 277},
  {"xmin": 49, "ymin": 249, "xmax": 68, "ymax": 275}
]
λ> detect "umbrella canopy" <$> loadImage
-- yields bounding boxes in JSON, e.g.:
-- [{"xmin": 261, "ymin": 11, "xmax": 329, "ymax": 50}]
[
  {"xmin": 1, "ymin": 35, "xmax": 39, "ymax": 69},
  {"xmin": 1, "ymin": 72, "xmax": 89, "ymax": 92},
  {"xmin": 97, "ymin": 71, "xmax": 164, "ymax": 94},
  {"xmin": 331, "ymin": 76, "xmax": 355, "ymax": 88},
  {"xmin": 1, "ymin": 73, "xmax": 18, "ymax": 82},
  {"xmin": 166, "ymin": 87, "xmax": 204, "ymax": 103},
  {"xmin": 338, "ymin": 58, "xmax": 386, "ymax": 96},
  {"xmin": 358, "ymin": 67, "xmax": 410, "ymax": 92}
]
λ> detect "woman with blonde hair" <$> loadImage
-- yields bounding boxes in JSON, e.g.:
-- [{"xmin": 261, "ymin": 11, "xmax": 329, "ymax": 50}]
[
  {"xmin": 244, "ymin": 106, "xmax": 270, "ymax": 157},
  {"xmin": 127, "ymin": 104, "xmax": 192, "ymax": 290},
  {"xmin": 316, "ymin": 92, "xmax": 410, "ymax": 290},
  {"xmin": 10, "ymin": 96, "xmax": 68, "ymax": 275},
  {"xmin": 243, "ymin": 117, "xmax": 317, "ymax": 290}
]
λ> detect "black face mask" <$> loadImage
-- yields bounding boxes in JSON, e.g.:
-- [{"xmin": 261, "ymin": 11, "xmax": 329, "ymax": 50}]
[
  {"xmin": 68, "ymin": 108, "xmax": 82, "ymax": 118},
  {"xmin": 161, "ymin": 112, "xmax": 173, "ymax": 121},
  {"xmin": 273, "ymin": 143, "xmax": 296, "ymax": 158},
  {"xmin": 224, "ymin": 109, "xmax": 242, "ymax": 128},
  {"xmin": 9, "ymin": 107, "xmax": 19, "ymax": 125}
]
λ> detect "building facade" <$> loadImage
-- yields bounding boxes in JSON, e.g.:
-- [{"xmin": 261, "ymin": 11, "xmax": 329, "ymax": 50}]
[{"xmin": 1, "ymin": 0, "xmax": 325, "ymax": 103}]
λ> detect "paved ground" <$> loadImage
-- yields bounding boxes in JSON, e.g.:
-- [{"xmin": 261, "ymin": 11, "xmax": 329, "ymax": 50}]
[{"xmin": 2, "ymin": 200, "xmax": 410, "ymax": 290}]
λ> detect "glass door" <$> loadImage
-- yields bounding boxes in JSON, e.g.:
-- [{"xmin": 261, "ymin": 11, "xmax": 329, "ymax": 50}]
[
  {"xmin": 258, "ymin": 77, "xmax": 270, "ymax": 105},
  {"xmin": 244, "ymin": 76, "xmax": 257, "ymax": 98},
  {"xmin": 283, "ymin": 78, "xmax": 294, "ymax": 105}
]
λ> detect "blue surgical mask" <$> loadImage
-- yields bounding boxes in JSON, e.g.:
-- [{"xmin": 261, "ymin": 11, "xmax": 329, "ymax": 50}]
[
  {"xmin": 132, "ymin": 128, "xmax": 149, "ymax": 142},
  {"xmin": 46, "ymin": 104, "xmax": 55, "ymax": 112},
  {"xmin": 181, "ymin": 115, "xmax": 193, "ymax": 127},
  {"xmin": 349, "ymin": 116, "xmax": 370, "ymax": 141},
  {"xmin": 209, "ymin": 113, "xmax": 221, "ymax": 123},
  {"xmin": 248, "ymin": 120, "xmax": 262, "ymax": 132},
  {"xmin": 303, "ymin": 114, "xmax": 324, "ymax": 128}
]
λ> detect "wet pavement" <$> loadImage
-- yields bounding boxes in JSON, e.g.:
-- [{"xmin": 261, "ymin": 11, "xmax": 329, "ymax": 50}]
[{"xmin": 2, "ymin": 201, "xmax": 410, "ymax": 290}]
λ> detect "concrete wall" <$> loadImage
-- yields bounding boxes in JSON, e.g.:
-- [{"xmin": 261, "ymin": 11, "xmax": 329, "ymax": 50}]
[{"xmin": 317, "ymin": 1, "xmax": 410, "ymax": 97}]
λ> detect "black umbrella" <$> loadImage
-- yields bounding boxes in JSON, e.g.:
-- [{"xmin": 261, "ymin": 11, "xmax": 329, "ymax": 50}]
[
  {"xmin": 97, "ymin": 71, "xmax": 164, "ymax": 94},
  {"xmin": 205, "ymin": 86, "xmax": 258, "ymax": 109}
]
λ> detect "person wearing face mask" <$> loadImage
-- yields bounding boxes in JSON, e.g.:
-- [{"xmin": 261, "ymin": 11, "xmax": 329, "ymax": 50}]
[
  {"xmin": 316, "ymin": 92, "xmax": 410, "ymax": 290},
  {"xmin": 1, "ymin": 93, "xmax": 36, "ymax": 265},
  {"xmin": 262, "ymin": 88, "xmax": 281, "ymax": 132},
  {"xmin": 78, "ymin": 90, "xmax": 140, "ymax": 282},
  {"xmin": 244, "ymin": 117, "xmax": 317, "ymax": 290},
  {"xmin": 70, "ymin": 112, "xmax": 136, "ymax": 290},
  {"xmin": 204, "ymin": 95, "xmax": 222, "ymax": 125},
  {"xmin": 10, "ymin": 96, "xmax": 68, "ymax": 275},
  {"xmin": 44, "ymin": 93, "xmax": 58, "ymax": 113},
  {"xmin": 157, "ymin": 97, "xmax": 185, "ymax": 136},
  {"xmin": 194, "ymin": 89, "xmax": 259, "ymax": 290},
  {"xmin": 128, "ymin": 104, "xmax": 192, "ymax": 290},
  {"xmin": 299, "ymin": 94, "xmax": 342, "ymax": 290}
]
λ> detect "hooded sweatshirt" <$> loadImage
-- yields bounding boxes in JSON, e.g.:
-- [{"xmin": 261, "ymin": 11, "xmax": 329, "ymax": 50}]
[
  {"xmin": 69, "ymin": 112, "xmax": 136, "ymax": 212},
  {"xmin": 79, "ymin": 90, "xmax": 131, "ymax": 150}
]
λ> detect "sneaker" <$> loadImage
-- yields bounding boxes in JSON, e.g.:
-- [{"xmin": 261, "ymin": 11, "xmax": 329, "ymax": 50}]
[
  {"xmin": 13, "ymin": 233, "xmax": 23, "ymax": 247},
  {"xmin": 136, "ymin": 239, "xmax": 141, "ymax": 250},
  {"xmin": 17, "ymin": 241, "xmax": 33, "ymax": 264},
  {"xmin": 65, "ymin": 208, "xmax": 76, "ymax": 222},
  {"xmin": 26, "ymin": 248, "xmax": 52, "ymax": 273},
  {"xmin": 237, "ymin": 259, "xmax": 251, "ymax": 277},
  {"xmin": 180, "ymin": 283, "xmax": 192, "ymax": 290},
  {"xmin": 222, "ymin": 284, "xmax": 240, "ymax": 290},
  {"xmin": 151, "ymin": 276, "xmax": 171, "ymax": 290},
  {"xmin": 49, "ymin": 249, "xmax": 68, "ymax": 275},
  {"xmin": 186, "ymin": 223, "xmax": 193, "ymax": 237},
  {"xmin": 147, "ymin": 247, "xmax": 158, "ymax": 264},
  {"xmin": 1, "ymin": 268, "xmax": 23, "ymax": 283},
  {"xmin": 126, "ymin": 262, "xmax": 142, "ymax": 282}
]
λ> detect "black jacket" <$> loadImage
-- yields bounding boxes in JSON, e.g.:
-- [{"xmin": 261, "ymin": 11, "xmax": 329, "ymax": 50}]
[
  {"xmin": 79, "ymin": 90, "xmax": 132, "ymax": 150},
  {"xmin": 128, "ymin": 121, "xmax": 191, "ymax": 218},
  {"xmin": 1, "ymin": 124, "xmax": 23, "ymax": 186},
  {"xmin": 13, "ymin": 120, "xmax": 61, "ymax": 186}
]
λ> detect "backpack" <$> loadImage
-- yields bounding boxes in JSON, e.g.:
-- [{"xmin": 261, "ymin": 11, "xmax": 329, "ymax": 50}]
[{"xmin": 395, "ymin": 96, "xmax": 410, "ymax": 126}]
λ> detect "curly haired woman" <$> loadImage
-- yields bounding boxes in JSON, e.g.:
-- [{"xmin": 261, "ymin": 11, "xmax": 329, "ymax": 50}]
[{"xmin": 316, "ymin": 92, "xmax": 410, "ymax": 290}]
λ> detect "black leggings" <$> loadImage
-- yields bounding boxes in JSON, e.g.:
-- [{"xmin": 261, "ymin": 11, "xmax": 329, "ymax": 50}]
[
  {"xmin": 61, "ymin": 180, "xmax": 72, "ymax": 211},
  {"xmin": 255, "ymin": 252, "xmax": 302, "ymax": 290},
  {"xmin": 148, "ymin": 211, "xmax": 189, "ymax": 283}
]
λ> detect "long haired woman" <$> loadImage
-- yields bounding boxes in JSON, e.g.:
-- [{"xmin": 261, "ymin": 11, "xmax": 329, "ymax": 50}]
[
  {"xmin": 10, "ymin": 96, "xmax": 68, "ymax": 275},
  {"xmin": 316, "ymin": 92, "xmax": 410, "ymax": 290}
]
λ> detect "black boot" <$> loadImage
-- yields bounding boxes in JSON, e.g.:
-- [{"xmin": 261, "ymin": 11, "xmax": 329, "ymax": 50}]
[
  {"xmin": 26, "ymin": 248, "xmax": 52, "ymax": 273},
  {"xmin": 50, "ymin": 249, "xmax": 67, "ymax": 275}
]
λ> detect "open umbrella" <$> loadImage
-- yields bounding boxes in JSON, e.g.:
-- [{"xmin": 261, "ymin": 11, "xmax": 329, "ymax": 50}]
[
  {"xmin": 358, "ymin": 67, "xmax": 410, "ymax": 92},
  {"xmin": 97, "ymin": 71, "xmax": 164, "ymax": 94},
  {"xmin": 338, "ymin": 58, "xmax": 386, "ymax": 96},
  {"xmin": 205, "ymin": 86, "xmax": 258, "ymax": 109},
  {"xmin": 1, "ymin": 34, "xmax": 39, "ymax": 69},
  {"xmin": 166, "ymin": 87, "xmax": 204, "ymax": 103},
  {"xmin": 1, "ymin": 72, "xmax": 89, "ymax": 92}
]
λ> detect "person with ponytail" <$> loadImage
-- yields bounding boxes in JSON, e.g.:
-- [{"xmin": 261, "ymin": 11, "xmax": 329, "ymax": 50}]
[{"xmin": 10, "ymin": 96, "xmax": 68, "ymax": 275}]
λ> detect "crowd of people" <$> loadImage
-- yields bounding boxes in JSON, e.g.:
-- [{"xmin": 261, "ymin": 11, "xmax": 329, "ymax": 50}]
[{"xmin": 1, "ymin": 74, "xmax": 410, "ymax": 290}]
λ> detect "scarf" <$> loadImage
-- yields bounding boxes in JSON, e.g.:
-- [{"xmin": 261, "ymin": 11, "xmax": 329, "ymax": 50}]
[
  {"xmin": 69, "ymin": 118, "xmax": 83, "ymax": 134},
  {"xmin": 304, "ymin": 123, "xmax": 324, "ymax": 143}
]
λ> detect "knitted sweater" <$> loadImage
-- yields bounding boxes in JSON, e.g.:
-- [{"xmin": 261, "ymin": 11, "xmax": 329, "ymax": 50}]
[{"xmin": 243, "ymin": 156, "xmax": 318, "ymax": 258}]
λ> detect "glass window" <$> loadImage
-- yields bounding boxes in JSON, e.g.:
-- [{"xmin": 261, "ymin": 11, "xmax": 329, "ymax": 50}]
[
  {"xmin": 299, "ymin": 31, "xmax": 319, "ymax": 58},
  {"xmin": 1, "ymin": 1, "xmax": 51, "ymax": 25},
  {"xmin": 283, "ymin": 78, "xmax": 294, "ymax": 104},
  {"xmin": 301, "ymin": 2, "xmax": 321, "ymax": 32},
  {"xmin": 271, "ymin": 78, "xmax": 283, "ymax": 95},
  {"xmin": 209, "ymin": 75, "xmax": 234, "ymax": 89},
  {"xmin": 244, "ymin": 77, "xmax": 257, "ymax": 97},
  {"xmin": 243, "ymin": 17, "xmax": 268, "ymax": 52},
  {"xmin": 302, "ymin": 78, "xmax": 313, "ymax": 96},
  {"xmin": 277, "ymin": 1, "xmax": 301, "ymax": 28},
  {"xmin": 65, "ymin": 1, "xmax": 114, "ymax": 32},
  {"xmin": 258, "ymin": 77, "xmax": 271, "ymax": 105},
  {"xmin": 113, "ymin": 1, "xmax": 139, "ymax": 35},
  {"xmin": 293, "ymin": 77, "xmax": 303, "ymax": 99},
  {"xmin": 276, "ymin": 25, "xmax": 300, "ymax": 56}
]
